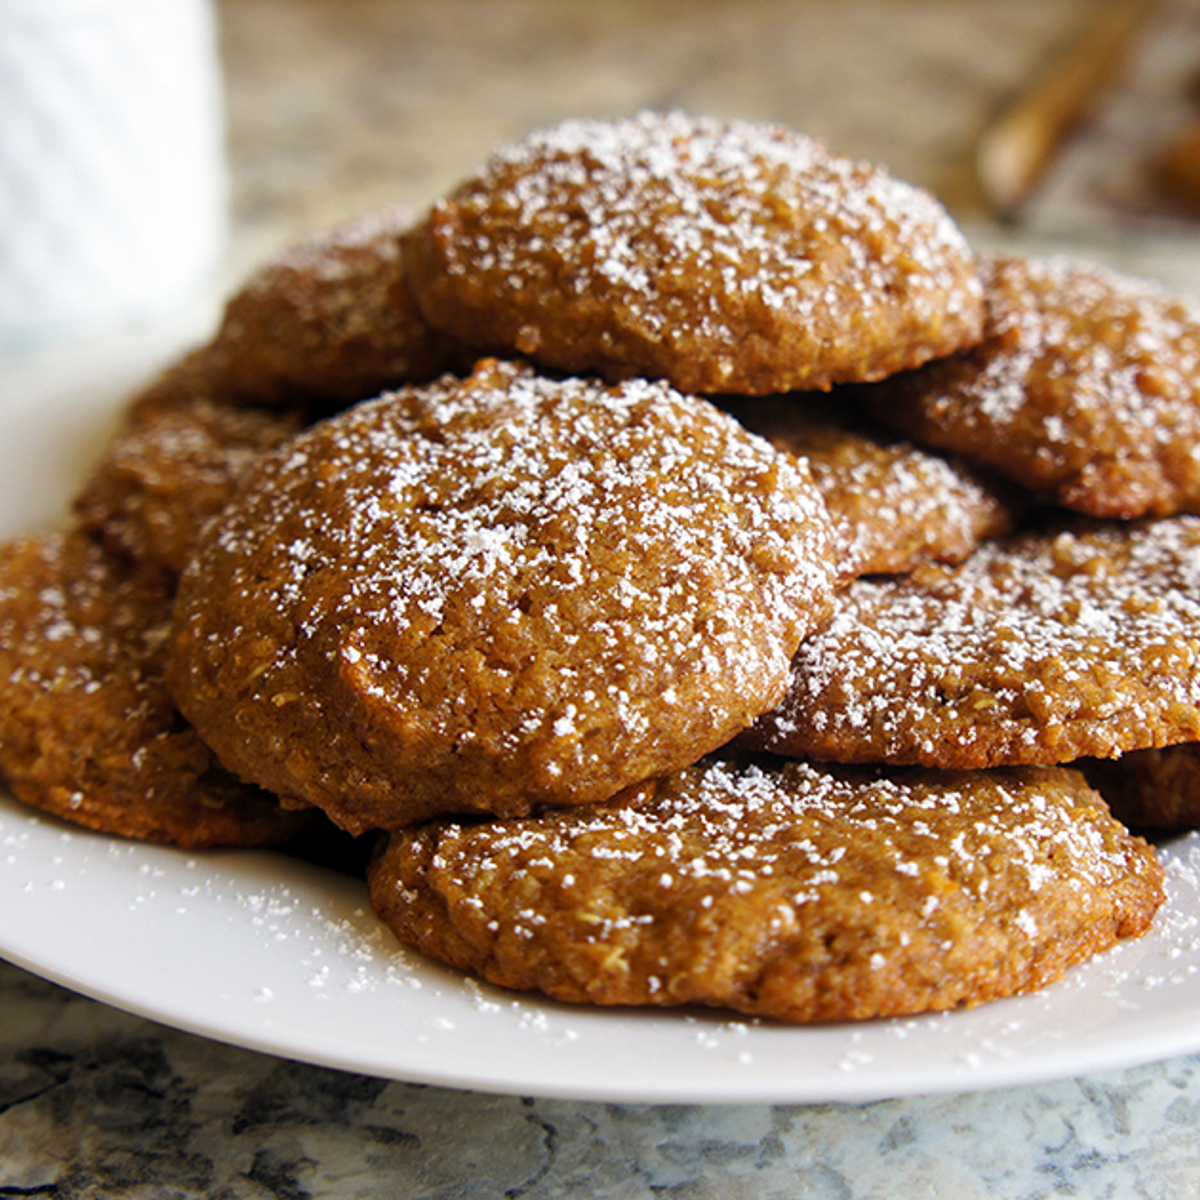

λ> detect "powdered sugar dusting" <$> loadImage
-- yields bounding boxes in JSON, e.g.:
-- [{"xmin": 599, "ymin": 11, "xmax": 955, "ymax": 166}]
[
  {"xmin": 870, "ymin": 253, "xmax": 1200, "ymax": 518},
  {"xmin": 214, "ymin": 204, "xmax": 455, "ymax": 404},
  {"xmin": 725, "ymin": 394, "xmax": 1013, "ymax": 577},
  {"xmin": 374, "ymin": 756, "xmax": 1161, "ymax": 1021},
  {"xmin": 420, "ymin": 111, "xmax": 983, "ymax": 392},
  {"xmin": 475, "ymin": 111, "xmax": 975, "ymax": 329},
  {"xmin": 173, "ymin": 359, "xmax": 837, "ymax": 825},
  {"xmin": 971, "ymin": 255, "xmax": 1200, "ymax": 432},
  {"xmin": 434, "ymin": 757, "xmax": 1139, "ymax": 898},
  {"xmin": 753, "ymin": 516, "xmax": 1200, "ymax": 767}
]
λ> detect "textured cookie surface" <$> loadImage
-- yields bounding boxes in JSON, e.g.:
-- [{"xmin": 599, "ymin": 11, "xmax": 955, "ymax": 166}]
[
  {"xmin": 212, "ymin": 208, "xmax": 464, "ymax": 407},
  {"xmin": 405, "ymin": 111, "xmax": 984, "ymax": 395},
  {"xmin": 724, "ymin": 393, "xmax": 1016, "ymax": 579},
  {"xmin": 369, "ymin": 756, "xmax": 1163, "ymax": 1022},
  {"xmin": 169, "ymin": 358, "xmax": 837, "ymax": 834},
  {"xmin": 73, "ymin": 348, "xmax": 304, "ymax": 582},
  {"xmin": 746, "ymin": 517, "xmax": 1200, "ymax": 768},
  {"xmin": 865, "ymin": 253, "xmax": 1200, "ymax": 518},
  {"xmin": 0, "ymin": 532, "xmax": 309, "ymax": 848}
]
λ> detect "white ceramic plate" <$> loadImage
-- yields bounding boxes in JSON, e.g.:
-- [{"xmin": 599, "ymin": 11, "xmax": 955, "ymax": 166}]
[{"xmin": 4, "ymin": 338, "xmax": 1200, "ymax": 1106}]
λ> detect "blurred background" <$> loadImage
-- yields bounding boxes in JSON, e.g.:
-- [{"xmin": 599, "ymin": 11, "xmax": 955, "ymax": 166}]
[
  {"xmin": 5, "ymin": 0, "xmax": 1200, "ymax": 350},
  {"xmin": 216, "ymin": 0, "xmax": 1200, "ymax": 291}
]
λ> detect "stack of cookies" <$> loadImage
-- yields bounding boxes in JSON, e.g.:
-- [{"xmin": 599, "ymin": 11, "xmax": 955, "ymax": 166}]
[{"xmin": 5, "ymin": 111, "xmax": 1196, "ymax": 1023}]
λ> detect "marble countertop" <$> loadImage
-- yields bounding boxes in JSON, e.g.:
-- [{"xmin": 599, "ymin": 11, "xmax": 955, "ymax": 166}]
[
  {"xmin": 7, "ymin": 0, "xmax": 1200, "ymax": 1194},
  {"xmin": 3, "ymin": 955, "xmax": 1200, "ymax": 1199}
]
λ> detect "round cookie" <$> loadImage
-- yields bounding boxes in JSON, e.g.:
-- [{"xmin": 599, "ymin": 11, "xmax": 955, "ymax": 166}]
[
  {"xmin": 744, "ymin": 516, "xmax": 1200, "ymax": 769},
  {"xmin": 0, "ymin": 532, "xmax": 311, "ymax": 849},
  {"xmin": 168, "ymin": 358, "xmax": 838, "ymax": 834},
  {"xmin": 212, "ymin": 207, "xmax": 465, "ymax": 407},
  {"xmin": 404, "ymin": 111, "xmax": 985, "ymax": 396},
  {"xmin": 73, "ymin": 348, "xmax": 305, "ymax": 582},
  {"xmin": 723, "ymin": 393, "xmax": 1017, "ymax": 579},
  {"xmin": 863, "ymin": 252, "xmax": 1200, "ymax": 519},
  {"xmin": 368, "ymin": 755, "xmax": 1163, "ymax": 1022}
]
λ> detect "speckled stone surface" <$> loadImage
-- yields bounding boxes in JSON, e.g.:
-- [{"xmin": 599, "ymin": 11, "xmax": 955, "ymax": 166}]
[
  {"xmin": 3, "ymin": 959, "xmax": 1200, "ymax": 1198},
  {"xmin": 9, "ymin": 0, "xmax": 1200, "ymax": 1194},
  {"xmin": 218, "ymin": 0, "xmax": 1075, "ymax": 238},
  {"xmin": 210, "ymin": 0, "xmax": 1200, "ymax": 300}
]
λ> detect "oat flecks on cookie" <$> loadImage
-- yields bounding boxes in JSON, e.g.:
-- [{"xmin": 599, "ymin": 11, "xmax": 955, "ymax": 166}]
[
  {"xmin": 212, "ymin": 208, "xmax": 465, "ymax": 407},
  {"xmin": 746, "ymin": 516, "xmax": 1200, "ymax": 769},
  {"xmin": 168, "ymin": 359, "xmax": 838, "ymax": 834},
  {"xmin": 404, "ymin": 111, "xmax": 984, "ymax": 395},
  {"xmin": 723, "ymin": 392, "xmax": 1017, "ymax": 579},
  {"xmin": 864, "ymin": 252, "xmax": 1200, "ymax": 519},
  {"xmin": 369, "ymin": 756, "xmax": 1163, "ymax": 1022},
  {"xmin": 73, "ymin": 348, "xmax": 305, "ymax": 583},
  {"xmin": 0, "ymin": 532, "xmax": 311, "ymax": 848}
]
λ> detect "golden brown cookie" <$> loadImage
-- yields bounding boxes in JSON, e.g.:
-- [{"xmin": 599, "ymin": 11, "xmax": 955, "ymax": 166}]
[
  {"xmin": 404, "ymin": 112, "xmax": 984, "ymax": 396},
  {"xmin": 0, "ymin": 531, "xmax": 311, "ymax": 848},
  {"xmin": 1082, "ymin": 745, "xmax": 1200, "ymax": 831},
  {"xmin": 744, "ymin": 516, "xmax": 1200, "ymax": 769},
  {"xmin": 369, "ymin": 755, "xmax": 1163, "ymax": 1022},
  {"xmin": 723, "ymin": 393, "xmax": 1017, "ymax": 579},
  {"xmin": 211, "ymin": 208, "xmax": 465, "ymax": 407},
  {"xmin": 168, "ymin": 358, "xmax": 838, "ymax": 834},
  {"xmin": 863, "ymin": 252, "xmax": 1200, "ymax": 518},
  {"xmin": 73, "ymin": 348, "xmax": 304, "ymax": 582}
]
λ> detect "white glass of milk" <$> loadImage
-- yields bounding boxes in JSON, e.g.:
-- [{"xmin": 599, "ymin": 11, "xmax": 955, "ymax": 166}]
[{"xmin": 0, "ymin": 0, "xmax": 228, "ymax": 350}]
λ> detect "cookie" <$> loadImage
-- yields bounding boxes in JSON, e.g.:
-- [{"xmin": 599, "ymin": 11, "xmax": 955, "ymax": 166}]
[
  {"xmin": 0, "ymin": 532, "xmax": 310, "ymax": 848},
  {"xmin": 212, "ymin": 208, "xmax": 465, "ymax": 407},
  {"xmin": 723, "ymin": 393, "xmax": 1017, "ymax": 579},
  {"xmin": 745, "ymin": 516, "xmax": 1200, "ymax": 769},
  {"xmin": 1082, "ymin": 745, "xmax": 1200, "ymax": 831},
  {"xmin": 368, "ymin": 755, "xmax": 1163, "ymax": 1022},
  {"xmin": 167, "ymin": 358, "xmax": 838, "ymax": 834},
  {"xmin": 404, "ymin": 111, "xmax": 984, "ymax": 396},
  {"xmin": 73, "ymin": 348, "xmax": 304, "ymax": 582},
  {"xmin": 863, "ymin": 253, "xmax": 1200, "ymax": 518}
]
